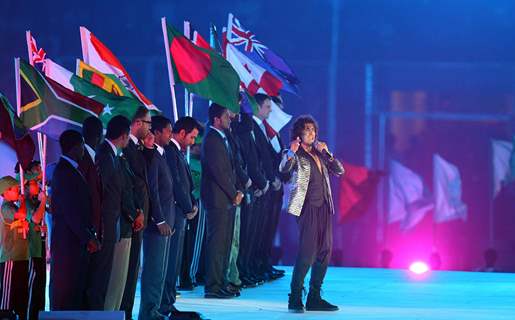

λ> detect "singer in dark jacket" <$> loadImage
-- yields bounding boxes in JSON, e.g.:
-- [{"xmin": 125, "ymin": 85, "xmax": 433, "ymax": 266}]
[{"xmin": 279, "ymin": 115, "xmax": 344, "ymax": 313}]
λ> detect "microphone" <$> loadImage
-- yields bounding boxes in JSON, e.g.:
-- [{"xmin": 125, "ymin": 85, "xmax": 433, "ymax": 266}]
[
  {"xmin": 321, "ymin": 149, "xmax": 334, "ymax": 160},
  {"xmin": 315, "ymin": 141, "xmax": 334, "ymax": 160}
]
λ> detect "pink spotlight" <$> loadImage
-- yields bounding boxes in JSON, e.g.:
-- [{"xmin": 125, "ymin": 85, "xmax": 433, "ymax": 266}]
[{"xmin": 409, "ymin": 261, "xmax": 429, "ymax": 275}]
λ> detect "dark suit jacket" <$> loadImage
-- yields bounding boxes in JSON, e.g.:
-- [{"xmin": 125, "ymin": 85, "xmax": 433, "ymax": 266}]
[
  {"xmin": 123, "ymin": 139, "xmax": 150, "ymax": 227},
  {"xmin": 146, "ymin": 146, "xmax": 175, "ymax": 233},
  {"xmin": 50, "ymin": 158, "xmax": 95, "ymax": 310},
  {"xmin": 119, "ymin": 155, "xmax": 139, "ymax": 238},
  {"xmin": 164, "ymin": 142, "xmax": 195, "ymax": 216},
  {"xmin": 234, "ymin": 115, "xmax": 267, "ymax": 190},
  {"xmin": 95, "ymin": 141, "xmax": 123, "ymax": 243},
  {"xmin": 78, "ymin": 149, "xmax": 102, "ymax": 238},
  {"xmin": 201, "ymin": 127, "xmax": 238, "ymax": 209},
  {"xmin": 51, "ymin": 158, "xmax": 95, "ymax": 247},
  {"xmin": 226, "ymin": 128, "xmax": 250, "ymax": 190},
  {"xmin": 253, "ymin": 119, "xmax": 277, "ymax": 182}
]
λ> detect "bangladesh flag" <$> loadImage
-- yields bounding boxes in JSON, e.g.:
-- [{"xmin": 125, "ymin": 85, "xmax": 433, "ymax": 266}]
[
  {"xmin": 18, "ymin": 59, "xmax": 103, "ymax": 140},
  {"xmin": 0, "ymin": 93, "xmax": 35, "ymax": 170},
  {"xmin": 44, "ymin": 58, "xmax": 145, "ymax": 126},
  {"xmin": 163, "ymin": 19, "xmax": 240, "ymax": 113}
]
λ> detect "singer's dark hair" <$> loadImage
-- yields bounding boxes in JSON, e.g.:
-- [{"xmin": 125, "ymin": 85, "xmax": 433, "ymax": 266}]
[{"xmin": 291, "ymin": 115, "xmax": 318, "ymax": 141}]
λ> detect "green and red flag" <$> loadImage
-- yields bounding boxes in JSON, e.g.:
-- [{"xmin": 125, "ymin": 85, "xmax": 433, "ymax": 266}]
[
  {"xmin": 162, "ymin": 19, "xmax": 240, "ymax": 113},
  {"xmin": 0, "ymin": 93, "xmax": 35, "ymax": 170},
  {"xmin": 18, "ymin": 59, "xmax": 103, "ymax": 140}
]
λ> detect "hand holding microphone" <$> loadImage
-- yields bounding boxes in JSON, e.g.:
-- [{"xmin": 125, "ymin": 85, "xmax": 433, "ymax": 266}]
[{"xmin": 315, "ymin": 140, "xmax": 334, "ymax": 160}]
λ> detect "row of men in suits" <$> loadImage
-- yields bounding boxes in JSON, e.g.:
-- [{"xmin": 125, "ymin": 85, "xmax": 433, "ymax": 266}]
[
  {"xmin": 201, "ymin": 94, "xmax": 288, "ymax": 299},
  {"xmin": 49, "ymin": 108, "xmax": 202, "ymax": 320}
]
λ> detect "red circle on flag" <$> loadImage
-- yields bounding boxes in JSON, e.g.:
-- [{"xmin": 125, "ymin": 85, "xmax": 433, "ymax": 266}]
[{"xmin": 171, "ymin": 37, "xmax": 212, "ymax": 84}]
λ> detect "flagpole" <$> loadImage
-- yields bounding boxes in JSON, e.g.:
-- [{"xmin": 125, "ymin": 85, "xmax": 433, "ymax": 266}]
[
  {"xmin": 183, "ymin": 21, "xmax": 191, "ymax": 120},
  {"xmin": 14, "ymin": 58, "xmax": 24, "ymax": 196},
  {"xmin": 26, "ymin": 31, "xmax": 34, "ymax": 65},
  {"xmin": 15, "ymin": 57, "xmax": 27, "ymax": 240},
  {"xmin": 26, "ymin": 31, "xmax": 48, "ymax": 236},
  {"xmin": 227, "ymin": 13, "xmax": 234, "ymax": 43},
  {"xmin": 188, "ymin": 93, "xmax": 194, "ymax": 117},
  {"xmin": 79, "ymin": 26, "xmax": 90, "ymax": 64},
  {"xmin": 161, "ymin": 17, "xmax": 179, "ymax": 122}
]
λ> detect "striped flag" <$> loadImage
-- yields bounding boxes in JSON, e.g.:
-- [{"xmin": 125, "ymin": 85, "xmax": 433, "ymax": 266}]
[
  {"xmin": 80, "ymin": 26, "xmax": 159, "ymax": 112},
  {"xmin": 18, "ymin": 59, "xmax": 102, "ymax": 139}
]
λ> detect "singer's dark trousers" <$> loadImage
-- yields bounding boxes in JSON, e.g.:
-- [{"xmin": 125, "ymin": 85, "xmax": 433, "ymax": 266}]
[{"xmin": 290, "ymin": 202, "xmax": 332, "ymax": 293}]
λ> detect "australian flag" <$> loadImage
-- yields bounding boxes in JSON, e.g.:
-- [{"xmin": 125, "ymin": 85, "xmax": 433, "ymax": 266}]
[{"xmin": 227, "ymin": 13, "xmax": 299, "ymax": 95}]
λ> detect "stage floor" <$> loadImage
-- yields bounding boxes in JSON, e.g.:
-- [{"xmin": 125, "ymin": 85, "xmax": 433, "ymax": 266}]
[{"xmin": 129, "ymin": 266, "xmax": 515, "ymax": 320}]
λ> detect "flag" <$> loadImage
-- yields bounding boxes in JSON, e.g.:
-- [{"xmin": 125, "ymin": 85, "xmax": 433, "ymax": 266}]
[
  {"xmin": 338, "ymin": 163, "xmax": 383, "ymax": 223},
  {"xmin": 163, "ymin": 20, "xmax": 240, "ymax": 113},
  {"xmin": 193, "ymin": 29, "xmax": 211, "ymax": 50},
  {"xmin": 26, "ymin": 31, "xmax": 46, "ymax": 67},
  {"xmin": 0, "ymin": 93, "xmax": 35, "ymax": 170},
  {"xmin": 209, "ymin": 24, "xmax": 224, "ymax": 54},
  {"xmin": 433, "ymin": 154, "xmax": 467, "ymax": 223},
  {"xmin": 240, "ymin": 90, "xmax": 259, "ymax": 115},
  {"xmin": 0, "ymin": 142, "xmax": 18, "ymax": 179},
  {"xmin": 80, "ymin": 26, "xmax": 158, "ymax": 112},
  {"xmin": 388, "ymin": 160, "xmax": 434, "ymax": 231},
  {"xmin": 18, "ymin": 59, "xmax": 102, "ymax": 139},
  {"xmin": 227, "ymin": 13, "xmax": 299, "ymax": 94},
  {"xmin": 263, "ymin": 99, "xmax": 292, "ymax": 153},
  {"xmin": 76, "ymin": 59, "xmax": 133, "ymax": 97},
  {"xmin": 491, "ymin": 139, "xmax": 513, "ymax": 197},
  {"xmin": 265, "ymin": 99, "xmax": 292, "ymax": 135},
  {"xmin": 44, "ymin": 58, "xmax": 144, "ymax": 126},
  {"xmin": 226, "ymin": 43, "xmax": 283, "ymax": 96}
]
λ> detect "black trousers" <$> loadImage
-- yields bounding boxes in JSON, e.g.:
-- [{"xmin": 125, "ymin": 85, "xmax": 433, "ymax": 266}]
[
  {"xmin": 262, "ymin": 188, "xmax": 283, "ymax": 269},
  {"xmin": 87, "ymin": 241, "xmax": 115, "ymax": 310},
  {"xmin": 249, "ymin": 191, "xmax": 270, "ymax": 274},
  {"xmin": 28, "ymin": 240, "xmax": 46, "ymax": 320},
  {"xmin": 120, "ymin": 230, "xmax": 143, "ymax": 320},
  {"xmin": 0, "ymin": 260, "xmax": 29, "ymax": 320},
  {"xmin": 50, "ymin": 244, "xmax": 90, "ymax": 311},
  {"xmin": 204, "ymin": 207, "xmax": 235, "ymax": 293},
  {"xmin": 237, "ymin": 193, "xmax": 254, "ymax": 277},
  {"xmin": 290, "ymin": 202, "xmax": 332, "ymax": 293}
]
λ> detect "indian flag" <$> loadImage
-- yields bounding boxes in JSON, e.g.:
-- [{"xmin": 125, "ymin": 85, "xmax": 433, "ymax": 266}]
[{"xmin": 80, "ymin": 26, "xmax": 159, "ymax": 112}]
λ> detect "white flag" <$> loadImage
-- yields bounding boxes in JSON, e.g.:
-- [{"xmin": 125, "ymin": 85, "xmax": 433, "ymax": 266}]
[
  {"xmin": 0, "ymin": 142, "xmax": 18, "ymax": 180},
  {"xmin": 268, "ymin": 99, "xmax": 292, "ymax": 134},
  {"xmin": 433, "ymin": 154, "xmax": 467, "ymax": 223},
  {"xmin": 388, "ymin": 160, "xmax": 434, "ymax": 231},
  {"xmin": 491, "ymin": 139, "xmax": 513, "ymax": 197}
]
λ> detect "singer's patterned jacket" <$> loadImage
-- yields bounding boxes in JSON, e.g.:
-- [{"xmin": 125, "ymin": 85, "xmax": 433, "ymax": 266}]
[{"xmin": 279, "ymin": 147, "xmax": 345, "ymax": 216}]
